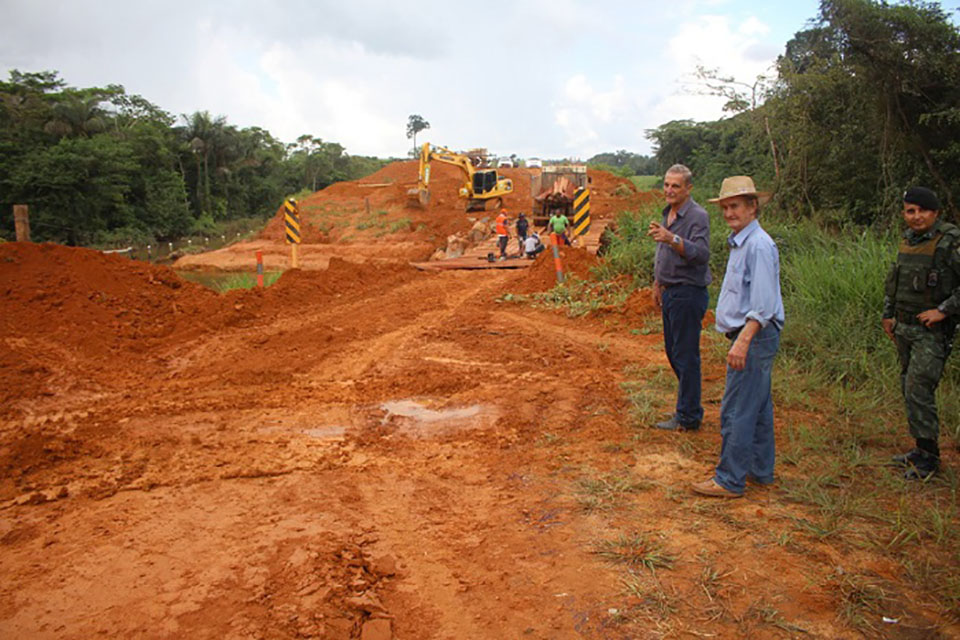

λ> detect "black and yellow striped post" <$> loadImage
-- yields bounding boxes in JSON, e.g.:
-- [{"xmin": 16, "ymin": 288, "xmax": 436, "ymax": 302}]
[
  {"xmin": 284, "ymin": 198, "xmax": 301, "ymax": 268},
  {"xmin": 572, "ymin": 187, "xmax": 591, "ymax": 240}
]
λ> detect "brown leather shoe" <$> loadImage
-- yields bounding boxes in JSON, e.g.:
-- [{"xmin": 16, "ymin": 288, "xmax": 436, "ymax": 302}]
[
  {"xmin": 692, "ymin": 478, "xmax": 742, "ymax": 498},
  {"xmin": 746, "ymin": 475, "xmax": 774, "ymax": 488}
]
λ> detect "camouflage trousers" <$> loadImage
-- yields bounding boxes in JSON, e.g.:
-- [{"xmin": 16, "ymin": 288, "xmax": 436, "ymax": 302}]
[{"xmin": 894, "ymin": 323, "xmax": 949, "ymax": 441}]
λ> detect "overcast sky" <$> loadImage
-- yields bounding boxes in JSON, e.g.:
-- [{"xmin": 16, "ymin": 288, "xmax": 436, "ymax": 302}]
[{"xmin": 3, "ymin": 0, "xmax": 841, "ymax": 159}]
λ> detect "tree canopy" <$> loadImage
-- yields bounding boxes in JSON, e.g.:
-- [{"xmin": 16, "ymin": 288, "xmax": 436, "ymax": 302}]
[
  {"xmin": 645, "ymin": 0, "xmax": 960, "ymax": 224},
  {"xmin": 0, "ymin": 71, "xmax": 389, "ymax": 245},
  {"xmin": 405, "ymin": 114, "xmax": 430, "ymax": 153},
  {"xmin": 587, "ymin": 150, "xmax": 657, "ymax": 177}
]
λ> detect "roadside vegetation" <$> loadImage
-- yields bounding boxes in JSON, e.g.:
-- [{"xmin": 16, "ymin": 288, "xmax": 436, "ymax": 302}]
[
  {"xmin": 563, "ymin": 192, "xmax": 960, "ymax": 621},
  {"xmin": 517, "ymin": 1, "xmax": 960, "ymax": 628},
  {"xmin": 179, "ymin": 270, "xmax": 283, "ymax": 292},
  {"xmin": 0, "ymin": 71, "xmax": 390, "ymax": 247}
]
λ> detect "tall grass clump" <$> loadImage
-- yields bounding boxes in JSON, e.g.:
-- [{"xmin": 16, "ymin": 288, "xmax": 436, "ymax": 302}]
[
  {"xmin": 593, "ymin": 186, "xmax": 737, "ymax": 292},
  {"xmin": 594, "ymin": 199, "xmax": 958, "ymax": 438},
  {"xmin": 771, "ymin": 220, "xmax": 899, "ymax": 389},
  {"xmin": 211, "ymin": 271, "xmax": 282, "ymax": 292},
  {"xmin": 592, "ymin": 203, "xmax": 660, "ymax": 284},
  {"xmin": 756, "ymin": 216, "xmax": 958, "ymax": 439}
]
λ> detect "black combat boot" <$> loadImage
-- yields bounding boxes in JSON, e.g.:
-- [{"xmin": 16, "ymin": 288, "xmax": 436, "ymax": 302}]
[
  {"xmin": 904, "ymin": 438, "xmax": 940, "ymax": 480},
  {"xmin": 891, "ymin": 438, "xmax": 926, "ymax": 467}
]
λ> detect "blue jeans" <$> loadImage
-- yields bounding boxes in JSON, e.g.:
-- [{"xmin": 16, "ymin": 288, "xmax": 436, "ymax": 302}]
[
  {"xmin": 714, "ymin": 324, "xmax": 780, "ymax": 493},
  {"xmin": 661, "ymin": 285, "xmax": 708, "ymax": 425}
]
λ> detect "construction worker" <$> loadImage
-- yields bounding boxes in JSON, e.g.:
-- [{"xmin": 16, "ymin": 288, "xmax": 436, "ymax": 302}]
[
  {"xmin": 524, "ymin": 232, "xmax": 545, "ymax": 259},
  {"xmin": 516, "ymin": 212, "xmax": 529, "ymax": 253},
  {"xmin": 548, "ymin": 210, "xmax": 571, "ymax": 246},
  {"xmin": 495, "ymin": 209, "xmax": 510, "ymax": 260}
]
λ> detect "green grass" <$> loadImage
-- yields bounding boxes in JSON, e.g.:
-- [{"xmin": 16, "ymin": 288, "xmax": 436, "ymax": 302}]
[
  {"xmin": 629, "ymin": 175, "xmax": 661, "ymax": 190},
  {"xmin": 593, "ymin": 202, "xmax": 960, "ymax": 620},
  {"xmin": 518, "ymin": 277, "xmax": 632, "ymax": 318},
  {"xmin": 575, "ymin": 470, "xmax": 653, "ymax": 512},
  {"xmin": 388, "ymin": 217, "xmax": 413, "ymax": 233},
  {"xmin": 591, "ymin": 533, "xmax": 675, "ymax": 572},
  {"xmin": 829, "ymin": 570, "xmax": 889, "ymax": 635},
  {"xmin": 210, "ymin": 271, "xmax": 283, "ymax": 292},
  {"xmin": 355, "ymin": 213, "xmax": 413, "ymax": 234}
]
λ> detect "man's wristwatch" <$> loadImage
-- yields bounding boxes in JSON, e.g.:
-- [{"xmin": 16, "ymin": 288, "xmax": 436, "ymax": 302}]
[{"xmin": 672, "ymin": 234, "xmax": 681, "ymax": 246}]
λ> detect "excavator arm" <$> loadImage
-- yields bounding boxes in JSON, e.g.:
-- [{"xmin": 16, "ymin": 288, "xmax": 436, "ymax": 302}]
[{"xmin": 410, "ymin": 142, "xmax": 513, "ymax": 211}]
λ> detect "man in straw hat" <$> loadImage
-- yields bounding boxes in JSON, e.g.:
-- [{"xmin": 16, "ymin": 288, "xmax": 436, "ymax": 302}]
[
  {"xmin": 692, "ymin": 176, "xmax": 784, "ymax": 498},
  {"xmin": 882, "ymin": 186, "xmax": 960, "ymax": 480}
]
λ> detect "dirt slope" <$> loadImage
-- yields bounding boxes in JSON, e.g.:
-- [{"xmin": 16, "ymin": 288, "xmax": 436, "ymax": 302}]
[{"xmin": 2, "ymin": 164, "xmax": 956, "ymax": 639}]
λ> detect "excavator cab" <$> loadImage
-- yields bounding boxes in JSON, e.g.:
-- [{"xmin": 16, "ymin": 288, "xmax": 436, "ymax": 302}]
[{"xmin": 473, "ymin": 170, "xmax": 498, "ymax": 195}]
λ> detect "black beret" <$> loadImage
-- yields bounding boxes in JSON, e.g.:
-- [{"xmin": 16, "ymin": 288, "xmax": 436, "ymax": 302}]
[{"xmin": 903, "ymin": 186, "xmax": 940, "ymax": 212}]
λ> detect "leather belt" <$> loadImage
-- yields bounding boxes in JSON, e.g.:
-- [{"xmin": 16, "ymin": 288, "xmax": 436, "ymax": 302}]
[{"xmin": 896, "ymin": 310, "xmax": 923, "ymax": 325}]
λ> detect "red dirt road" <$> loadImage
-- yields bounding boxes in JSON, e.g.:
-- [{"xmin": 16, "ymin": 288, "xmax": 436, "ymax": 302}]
[{"xmin": 2, "ymin": 165, "xmax": 955, "ymax": 639}]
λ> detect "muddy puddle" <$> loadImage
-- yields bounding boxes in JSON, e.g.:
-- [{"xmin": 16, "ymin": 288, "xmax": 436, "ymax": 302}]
[
  {"xmin": 380, "ymin": 399, "xmax": 499, "ymax": 437},
  {"xmin": 255, "ymin": 399, "xmax": 499, "ymax": 441},
  {"xmin": 301, "ymin": 425, "xmax": 348, "ymax": 439}
]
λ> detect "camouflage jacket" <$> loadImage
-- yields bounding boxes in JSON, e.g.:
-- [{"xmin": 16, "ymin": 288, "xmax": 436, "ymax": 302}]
[{"xmin": 882, "ymin": 220, "xmax": 960, "ymax": 319}]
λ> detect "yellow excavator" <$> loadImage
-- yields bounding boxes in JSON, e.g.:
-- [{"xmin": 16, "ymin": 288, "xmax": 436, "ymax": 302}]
[{"xmin": 408, "ymin": 142, "xmax": 513, "ymax": 212}]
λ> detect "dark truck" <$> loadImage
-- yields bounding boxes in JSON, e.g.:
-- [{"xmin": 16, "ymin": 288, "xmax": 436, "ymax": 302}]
[{"xmin": 529, "ymin": 164, "xmax": 589, "ymax": 228}]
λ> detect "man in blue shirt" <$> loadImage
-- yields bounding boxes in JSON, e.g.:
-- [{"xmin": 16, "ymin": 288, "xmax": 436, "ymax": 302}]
[
  {"xmin": 648, "ymin": 164, "xmax": 711, "ymax": 432},
  {"xmin": 693, "ymin": 176, "xmax": 785, "ymax": 498}
]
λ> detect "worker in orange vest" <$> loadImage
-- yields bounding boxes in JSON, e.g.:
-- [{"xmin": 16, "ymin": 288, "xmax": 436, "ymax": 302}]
[{"xmin": 495, "ymin": 209, "xmax": 510, "ymax": 260}]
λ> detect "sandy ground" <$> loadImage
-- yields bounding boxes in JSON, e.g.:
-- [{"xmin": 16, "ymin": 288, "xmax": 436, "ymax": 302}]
[{"xmin": 2, "ymin": 164, "xmax": 957, "ymax": 639}]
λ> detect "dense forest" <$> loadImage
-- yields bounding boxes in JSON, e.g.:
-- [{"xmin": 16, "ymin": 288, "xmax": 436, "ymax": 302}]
[
  {"xmin": 0, "ymin": 72, "xmax": 389, "ymax": 245},
  {"xmin": 586, "ymin": 150, "xmax": 657, "ymax": 177},
  {"xmin": 645, "ymin": 0, "xmax": 960, "ymax": 226},
  {"xmin": 2, "ymin": 0, "xmax": 957, "ymax": 244}
]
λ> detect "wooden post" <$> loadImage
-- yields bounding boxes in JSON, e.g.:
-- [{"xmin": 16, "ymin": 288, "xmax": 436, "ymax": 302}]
[
  {"xmin": 291, "ymin": 244, "xmax": 299, "ymax": 269},
  {"xmin": 365, "ymin": 197, "xmax": 371, "ymax": 216},
  {"xmin": 14, "ymin": 205, "xmax": 30, "ymax": 242}
]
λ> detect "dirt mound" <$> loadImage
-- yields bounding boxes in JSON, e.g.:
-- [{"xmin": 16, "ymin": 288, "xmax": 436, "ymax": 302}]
[
  {"xmin": 259, "ymin": 161, "xmax": 537, "ymax": 257},
  {"xmin": 587, "ymin": 168, "xmax": 660, "ymax": 216},
  {"xmin": 509, "ymin": 246, "xmax": 599, "ymax": 294},
  {"xmin": 624, "ymin": 287, "xmax": 657, "ymax": 317},
  {"xmin": 0, "ymin": 243, "xmax": 227, "ymax": 411},
  {"xmin": 0, "ymin": 242, "xmax": 221, "ymax": 349},
  {"xmin": 246, "ymin": 257, "xmax": 417, "ymax": 314},
  {"xmin": 0, "ymin": 243, "xmax": 418, "ymax": 415}
]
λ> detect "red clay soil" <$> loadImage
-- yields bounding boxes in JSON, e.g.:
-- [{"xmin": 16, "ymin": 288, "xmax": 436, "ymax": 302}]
[
  {"xmin": 260, "ymin": 161, "xmax": 536, "ymax": 249},
  {"xmin": 587, "ymin": 168, "xmax": 659, "ymax": 215},
  {"xmin": 507, "ymin": 246, "xmax": 600, "ymax": 294},
  {"xmin": 191, "ymin": 165, "xmax": 634, "ymax": 274},
  {"xmin": 3, "ymin": 162, "xmax": 958, "ymax": 639}
]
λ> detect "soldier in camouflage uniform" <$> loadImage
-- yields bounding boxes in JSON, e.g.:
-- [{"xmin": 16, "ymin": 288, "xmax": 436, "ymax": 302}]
[{"xmin": 882, "ymin": 187, "xmax": 960, "ymax": 480}]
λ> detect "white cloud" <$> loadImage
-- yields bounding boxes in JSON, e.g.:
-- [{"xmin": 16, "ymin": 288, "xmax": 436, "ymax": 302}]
[
  {"xmin": 552, "ymin": 74, "xmax": 631, "ymax": 152},
  {"xmin": 653, "ymin": 14, "xmax": 776, "ymax": 122},
  {"xmin": 740, "ymin": 16, "xmax": 771, "ymax": 36},
  {"xmin": 0, "ymin": 0, "xmax": 815, "ymax": 159}
]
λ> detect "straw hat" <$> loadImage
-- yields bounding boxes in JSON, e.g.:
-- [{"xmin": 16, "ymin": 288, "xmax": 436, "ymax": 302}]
[{"xmin": 708, "ymin": 176, "xmax": 771, "ymax": 204}]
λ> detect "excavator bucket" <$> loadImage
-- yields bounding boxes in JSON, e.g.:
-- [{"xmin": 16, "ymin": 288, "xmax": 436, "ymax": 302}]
[{"xmin": 406, "ymin": 186, "xmax": 430, "ymax": 208}]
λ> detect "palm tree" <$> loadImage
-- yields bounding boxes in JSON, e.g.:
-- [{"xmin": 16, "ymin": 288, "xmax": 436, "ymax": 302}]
[
  {"xmin": 44, "ymin": 94, "xmax": 108, "ymax": 137},
  {"xmin": 179, "ymin": 111, "xmax": 227, "ymax": 216}
]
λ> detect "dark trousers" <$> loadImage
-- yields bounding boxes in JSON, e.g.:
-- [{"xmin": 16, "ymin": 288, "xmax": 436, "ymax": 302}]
[{"xmin": 661, "ymin": 284, "xmax": 708, "ymax": 425}]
